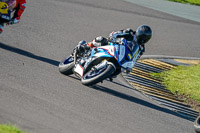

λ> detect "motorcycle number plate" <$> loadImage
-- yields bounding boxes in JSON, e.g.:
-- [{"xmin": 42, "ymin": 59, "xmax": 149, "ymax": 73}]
[{"xmin": 74, "ymin": 64, "xmax": 84, "ymax": 77}]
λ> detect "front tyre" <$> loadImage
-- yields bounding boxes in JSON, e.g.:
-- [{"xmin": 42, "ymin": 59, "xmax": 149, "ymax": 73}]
[
  {"xmin": 59, "ymin": 56, "xmax": 75, "ymax": 75},
  {"xmin": 81, "ymin": 63, "xmax": 116, "ymax": 86}
]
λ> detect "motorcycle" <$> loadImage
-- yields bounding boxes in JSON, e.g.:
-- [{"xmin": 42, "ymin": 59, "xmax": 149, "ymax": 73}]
[
  {"xmin": 0, "ymin": 0, "xmax": 16, "ymax": 26},
  {"xmin": 59, "ymin": 38, "xmax": 141, "ymax": 86}
]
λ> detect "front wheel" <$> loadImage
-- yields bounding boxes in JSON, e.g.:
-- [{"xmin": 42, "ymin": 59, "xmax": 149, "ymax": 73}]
[
  {"xmin": 59, "ymin": 56, "xmax": 75, "ymax": 75},
  {"xmin": 81, "ymin": 63, "xmax": 116, "ymax": 86}
]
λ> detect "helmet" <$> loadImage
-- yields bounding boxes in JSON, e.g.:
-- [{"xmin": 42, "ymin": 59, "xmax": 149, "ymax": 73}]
[
  {"xmin": 136, "ymin": 25, "xmax": 152, "ymax": 45},
  {"xmin": 93, "ymin": 36, "xmax": 108, "ymax": 47},
  {"xmin": 1, "ymin": 0, "xmax": 16, "ymax": 10}
]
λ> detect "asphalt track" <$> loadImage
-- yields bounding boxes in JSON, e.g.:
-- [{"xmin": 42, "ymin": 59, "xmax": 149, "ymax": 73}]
[
  {"xmin": 0, "ymin": 0, "xmax": 200, "ymax": 133},
  {"xmin": 125, "ymin": 0, "xmax": 200, "ymax": 23}
]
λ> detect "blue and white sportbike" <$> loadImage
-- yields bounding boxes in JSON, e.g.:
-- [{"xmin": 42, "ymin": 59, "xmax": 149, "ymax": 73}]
[{"xmin": 59, "ymin": 38, "xmax": 141, "ymax": 86}]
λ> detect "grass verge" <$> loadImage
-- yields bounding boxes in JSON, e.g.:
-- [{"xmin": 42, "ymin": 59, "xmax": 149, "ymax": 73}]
[
  {"xmin": 151, "ymin": 64, "xmax": 200, "ymax": 111},
  {"xmin": 0, "ymin": 124, "xmax": 25, "ymax": 133},
  {"xmin": 168, "ymin": 0, "xmax": 200, "ymax": 6}
]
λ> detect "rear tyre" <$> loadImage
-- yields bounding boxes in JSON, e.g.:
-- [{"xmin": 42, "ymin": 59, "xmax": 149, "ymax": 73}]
[
  {"xmin": 59, "ymin": 56, "xmax": 75, "ymax": 75},
  {"xmin": 81, "ymin": 63, "xmax": 115, "ymax": 86}
]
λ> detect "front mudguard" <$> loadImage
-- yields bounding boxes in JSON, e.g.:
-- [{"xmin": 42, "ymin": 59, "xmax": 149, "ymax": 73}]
[{"xmin": 81, "ymin": 61, "xmax": 116, "ymax": 86}]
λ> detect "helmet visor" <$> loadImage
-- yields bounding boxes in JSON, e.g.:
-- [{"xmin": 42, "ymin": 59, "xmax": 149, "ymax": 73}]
[{"xmin": 137, "ymin": 34, "xmax": 151, "ymax": 45}]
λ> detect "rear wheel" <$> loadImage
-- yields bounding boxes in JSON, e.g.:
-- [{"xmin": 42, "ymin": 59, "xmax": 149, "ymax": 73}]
[
  {"xmin": 81, "ymin": 63, "xmax": 115, "ymax": 86},
  {"xmin": 59, "ymin": 56, "xmax": 75, "ymax": 75}
]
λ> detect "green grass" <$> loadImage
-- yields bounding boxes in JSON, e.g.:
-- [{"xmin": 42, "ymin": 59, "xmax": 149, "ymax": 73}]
[
  {"xmin": 151, "ymin": 64, "xmax": 200, "ymax": 102},
  {"xmin": 168, "ymin": 0, "xmax": 200, "ymax": 6},
  {"xmin": 0, "ymin": 124, "xmax": 25, "ymax": 133}
]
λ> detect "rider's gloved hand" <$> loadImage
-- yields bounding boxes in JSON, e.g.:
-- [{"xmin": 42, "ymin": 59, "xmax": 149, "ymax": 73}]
[
  {"xmin": 75, "ymin": 40, "xmax": 89, "ymax": 54},
  {"xmin": 7, "ymin": 18, "xmax": 20, "ymax": 25},
  {"xmin": 76, "ymin": 45, "xmax": 85, "ymax": 53},
  {"xmin": 109, "ymin": 31, "xmax": 118, "ymax": 43}
]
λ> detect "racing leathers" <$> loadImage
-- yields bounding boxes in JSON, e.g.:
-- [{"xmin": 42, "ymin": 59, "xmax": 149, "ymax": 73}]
[
  {"xmin": 76, "ymin": 28, "xmax": 145, "ymax": 72},
  {"xmin": 78, "ymin": 28, "xmax": 145, "ymax": 57}
]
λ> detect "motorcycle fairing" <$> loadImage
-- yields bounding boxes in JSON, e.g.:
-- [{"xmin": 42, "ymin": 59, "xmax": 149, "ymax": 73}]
[
  {"xmin": 74, "ymin": 39, "xmax": 141, "ymax": 77},
  {"xmin": 92, "ymin": 42, "xmax": 127, "ymax": 64},
  {"xmin": 89, "ymin": 41, "xmax": 140, "ymax": 69},
  {"xmin": 91, "ymin": 45, "xmax": 116, "ymax": 59},
  {"xmin": 121, "ymin": 44, "xmax": 140, "ymax": 69},
  {"xmin": 76, "ymin": 45, "xmax": 117, "ymax": 77},
  {"xmin": 114, "ymin": 43, "xmax": 125, "ymax": 64}
]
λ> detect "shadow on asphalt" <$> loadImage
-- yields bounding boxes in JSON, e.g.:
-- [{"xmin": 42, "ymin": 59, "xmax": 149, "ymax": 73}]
[
  {"xmin": 1, "ymin": 42, "xmax": 193, "ymax": 122},
  {"xmin": 54, "ymin": 71, "xmax": 195, "ymax": 122},
  {"xmin": 0, "ymin": 43, "xmax": 59, "ymax": 66},
  {"xmin": 91, "ymin": 84, "xmax": 194, "ymax": 122},
  {"xmin": 107, "ymin": 79, "xmax": 134, "ymax": 90},
  {"xmin": 68, "ymin": 75, "xmax": 80, "ymax": 80}
]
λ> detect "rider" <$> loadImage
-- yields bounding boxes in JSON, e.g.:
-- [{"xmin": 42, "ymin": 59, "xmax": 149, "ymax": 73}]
[
  {"xmin": 0, "ymin": 0, "xmax": 26, "ymax": 34},
  {"xmin": 76, "ymin": 25, "xmax": 152, "ymax": 59}
]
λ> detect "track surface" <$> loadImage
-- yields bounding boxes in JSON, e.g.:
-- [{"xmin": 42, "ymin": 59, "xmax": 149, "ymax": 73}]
[{"xmin": 0, "ymin": 0, "xmax": 200, "ymax": 133}]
